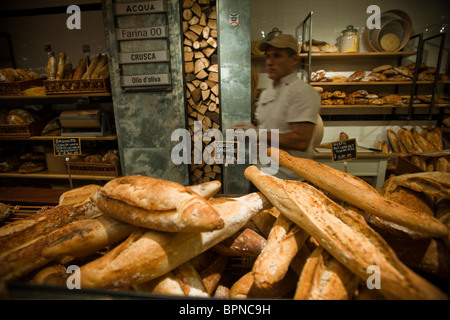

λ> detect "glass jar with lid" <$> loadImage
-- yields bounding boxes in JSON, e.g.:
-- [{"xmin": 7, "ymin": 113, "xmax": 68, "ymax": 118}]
[{"xmin": 338, "ymin": 25, "xmax": 360, "ymax": 53}]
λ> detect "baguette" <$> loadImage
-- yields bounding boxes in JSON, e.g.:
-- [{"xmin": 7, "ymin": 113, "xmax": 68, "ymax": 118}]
[
  {"xmin": 43, "ymin": 181, "xmax": 220, "ymax": 259},
  {"xmin": 132, "ymin": 270, "xmax": 185, "ymax": 296},
  {"xmin": 413, "ymin": 130, "xmax": 437, "ymax": 152},
  {"xmin": 267, "ymin": 147, "xmax": 448, "ymax": 238},
  {"xmin": 0, "ymin": 205, "xmax": 82, "ymax": 255},
  {"xmin": 82, "ymin": 54, "xmax": 101, "ymax": 80},
  {"xmin": 200, "ymin": 254, "xmax": 228, "ymax": 296},
  {"xmin": 294, "ymin": 246, "xmax": 359, "ymax": 300},
  {"xmin": 31, "ymin": 264, "xmax": 69, "ymax": 286},
  {"xmin": 229, "ymin": 269, "xmax": 298, "ymax": 299},
  {"xmin": 212, "ymin": 227, "xmax": 266, "ymax": 257},
  {"xmin": 398, "ymin": 129, "xmax": 423, "ymax": 153},
  {"xmin": 94, "ymin": 175, "xmax": 224, "ymax": 232},
  {"xmin": 252, "ymin": 214, "xmax": 309, "ymax": 289},
  {"xmin": 90, "ymin": 54, "xmax": 108, "ymax": 79},
  {"xmin": 58, "ymin": 184, "xmax": 102, "ymax": 207},
  {"xmin": 392, "ymin": 172, "xmax": 450, "ymax": 199},
  {"xmin": 79, "ymin": 192, "xmax": 271, "ymax": 289},
  {"xmin": 46, "ymin": 53, "xmax": 57, "ymax": 81},
  {"xmin": 41, "ymin": 215, "xmax": 137, "ymax": 259},
  {"xmin": 244, "ymin": 165, "xmax": 448, "ymax": 299},
  {"xmin": 72, "ymin": 56, "xmax": 90, "ymax": 80},
  {"xmin": 56, "ymin": 52, "xmax": 66, "ymax": 80}
]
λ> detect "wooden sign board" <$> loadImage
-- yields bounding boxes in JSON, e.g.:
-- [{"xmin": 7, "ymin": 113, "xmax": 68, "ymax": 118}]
[
  {"xmin": 121, "ymin": 73, "xmax": 171, "ymax": 87},
  {"xmin": 53, "ymin": 138, "xmax": 81, "ymax": 157},
  {"xmin": 116, "ymin": 26, "xmax": 168, "ymax": 40},
  {"xmin": 114, "ymin": 1, "xmax": 166, "ymax": 16},
  {"xmin": 332, "ymin": 138, "xmax": 357, "ymax": 162},
  {"xmin": 118, "ymin": 50, "xmax": 169, "ymax": 64}
]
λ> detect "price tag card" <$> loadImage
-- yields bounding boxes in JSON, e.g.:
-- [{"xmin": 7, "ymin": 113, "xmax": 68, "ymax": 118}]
[
  {"xmin": 214, "ymin": 141, "xmax": 239, "ymax": 162},
  {"xmin": 53, "ymin": 138, "xmax": 81, "ymax": 157},
  {"xmin": 331, "ymin": 138, "xmax": 357, "ymax": 162}
]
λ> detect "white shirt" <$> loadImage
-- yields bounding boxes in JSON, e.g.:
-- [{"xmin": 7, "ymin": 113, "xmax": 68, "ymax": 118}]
[{"xmin": 255, "ymin": 72, "xmax": 321, "ymax": 180}]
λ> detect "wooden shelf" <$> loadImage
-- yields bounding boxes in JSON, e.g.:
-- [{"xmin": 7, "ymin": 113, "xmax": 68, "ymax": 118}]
[
  {"xmin": 251, "ymin": 51, "xmax": 417, "ymax": 61},
  {"xmin": 0, "ymin": 170, "xmax": 118, "ymax": 181},
  {"xmin": 320, "ymin": 104, "xmax": 450, "ymax": 109},
  {"xmin": 0, "ymin": 92, "xmax": 112, "ymax": 106},
  {"xmin": 299, "ymin": 51, "xmax": 417, "ymax": 59},
  {"xmin": 312, "ymin": 80, "xmax": 450, "ymax": 86},
  {"xmin": 0, "ymin": 134, "xmax": 118, "ymax": 141}
]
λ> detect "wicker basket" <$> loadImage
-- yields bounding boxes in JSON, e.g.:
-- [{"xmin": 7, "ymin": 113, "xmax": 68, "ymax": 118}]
[
  {"xmin": 0, "ymin": 120, "xmax": 46, "ymax": 138},
  {"xmin": 0, "ymin": 78, "xmax": 44, "ymax": 95},
  {"xmin": 43, "ymin": 78, "xmax": 111, "ymax": 95},
  {"xmin": 67, "ymin": 161, "xmax": 119, "ymax": 176}
]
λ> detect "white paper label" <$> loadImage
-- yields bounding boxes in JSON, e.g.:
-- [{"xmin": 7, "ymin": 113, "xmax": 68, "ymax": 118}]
[
  {"xmin": 118, "ymin": 50, "xmax": 169, "ymax": 64},
  {"xmin": 117, "ymin": 26, "xmax": 168, "ymax": 40},
  {"xmin": 121, "ymin": 74, "xmax": 171, "ymax": 87},
  {"xmin": 114, "ymin": 1, "xmax": 166, "ymax": 15}
]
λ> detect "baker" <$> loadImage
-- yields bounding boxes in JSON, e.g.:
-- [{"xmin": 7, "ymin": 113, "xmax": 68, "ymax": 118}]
[{"xmin": 233, "ymin": 34, "xmax": 323, "ymax": 180}]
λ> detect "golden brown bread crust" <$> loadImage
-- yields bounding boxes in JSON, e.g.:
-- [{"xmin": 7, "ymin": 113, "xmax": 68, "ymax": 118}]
[
  {"xmin": 200, "ymin": 254, "xmax": 228, "ymax": 296},
  {"xmin": 212, "ymin": 228, "xmax": 266, "ymax": 257},
  {"xmin": 252, "ymin": 214, "xmax": 309, "ymax": 289},
  {"xmin": 387, "ymin": 129, "xmax": 400, "ymax": 152},
  {"xmin": 59, "ymin": 184, "xmax": 102, "ymax": 207},
  {"xmin": 79, "ymin": 193, "xmax": 271, "ymax": 289},
  {"xmin": 41, "ymin": 215, "xmax": 137, "ymax": 259},
  {"xmin": 95, "ymin": 175, "xmax": 224, "ymax": 232},
  {"xmin": 244, "ymin": 165, "xmax": 448, "ymax": 300},
  {"xmin": 0, "ymin": 205, "xmax": 82, "ymax": 255},
  {"xmin": 31, "ymin": 264, "xmax": 69, "ymax": 286},
  {"xmin": 392, "ymin": 172, "xmax": 450, "ymax": 199},
  {"xmin": 229, "ymin": 269, "xmax": 298, "ymax": 299},
  {"xmin": 294, "ymin": 246, "xmax": 359, "ymax": 300},
  {"xmin": 268, "ymin": 148, "xmax": 448, "ymax": 238},
  {"xmin": 398, "ymin": 129, "xmax": 423, "ymax": 153}
]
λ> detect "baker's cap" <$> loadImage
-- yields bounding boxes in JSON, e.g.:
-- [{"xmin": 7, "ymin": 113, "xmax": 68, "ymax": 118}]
[{"xmin": 258, "ymin": 34, "xmax": 299, "ymax": 54}]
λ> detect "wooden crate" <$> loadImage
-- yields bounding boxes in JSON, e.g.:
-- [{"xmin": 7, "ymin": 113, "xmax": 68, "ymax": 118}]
[{"xmin": 43, "ymin": 78, "xmax": 111, "ymax": 95}]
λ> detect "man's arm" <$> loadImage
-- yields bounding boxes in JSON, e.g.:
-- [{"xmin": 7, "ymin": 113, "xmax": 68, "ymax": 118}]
[{"xmin": 266, "ymin": 122, "xmax": 315, "ymax": 151}]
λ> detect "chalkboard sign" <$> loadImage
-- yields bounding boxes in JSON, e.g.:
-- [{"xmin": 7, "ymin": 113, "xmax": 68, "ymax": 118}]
[
  {"xmin": 214, "ymin": 141, "xmax": 239, "ymax": 162},
  {"xmin": 53, "ymin": 138, "xmax": 81, "ymax": 156},
  {"xmin": 332, "ymin": 138, "xmax": 357, "ymax": 162}
]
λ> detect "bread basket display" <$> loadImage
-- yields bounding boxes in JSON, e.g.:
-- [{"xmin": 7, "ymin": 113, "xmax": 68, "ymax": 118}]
[{"xmin": 0, "ymin": 149, "xmax": 448, "ymax": 300}]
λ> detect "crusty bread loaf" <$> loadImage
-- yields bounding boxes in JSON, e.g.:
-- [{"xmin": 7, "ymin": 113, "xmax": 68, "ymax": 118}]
[
  {"xmin": 267, "ymin": 147, "xmax": 448, "ymax": 238},
  {"xmin": 294, "ymin": 246, "xmax": 359, "ymax": 300},
  {"xmin": 79, "ymin": 193, "xmax": 271, "ymax": 289},
  {"xmin": 31, "ymin": 264, "xmax": 69, "ymax": 286},
  {"xmin": 252, "ymin": 214, "xmax": 309, "ymax": 289},
  {"xmin": 398, "ymin": 129, "xmax": 423, "ymax": 153},
  {"xmin": 230, "ymin": 269, "xmax": 298, "ymax": 299},
  {"xmin": 413, "ymin": 130, "xmax": 437, "ymax": 152},
  {"xmin": 0, "ymin": 205, "xmax": 82, "ymax": 255},
  {"xmin": 200, "ymin": 254, "xmax": 228, "ymax": 296},
  {"xmin": 45, "ymin": 181, "xmax": 221, "ymax": 260},
  {"xmin": 72, "ymin": 56, "xmax": 89, "ymax": 80},
  {"xmin": 94, "ymin": 175, "xmax": 224, "ymax": 232},
  {"xmin": 41, "ymin": 215, "xmax": 136, "ymax": 259},
  {"xmin": 212, "ymin": 227, "xmax": 266, "ymax": 257},
  {"xmin": 56, "ymin": 52, "xmax": 66, "ymax": 80},
  {"xmin": 244, "ymin": 165, "xmax": 448, "ymax": 299},
  {"xmin": 59, "ymin": 184, "xmax": 102, "ymax": 207},
  {"xmin": 392, "ymin": 172, "xmax": 450, "ymax": 199}
]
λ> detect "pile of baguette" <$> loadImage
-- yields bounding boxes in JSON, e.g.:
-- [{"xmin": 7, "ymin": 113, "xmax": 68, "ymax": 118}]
[
  {"xmin": 46, "ymin": 52, "xmax": 109, "ymax": 82},
  {"xmin": 0, "ymin": 68, "xmax": 41, "ymax": 83},
  {"xmin": 0, "ymin": 151, "xmax": 449, "ymax": 300},
  {"xmin": 387, "ymin": 126, "xmax": 449, "ymax": 172}
]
